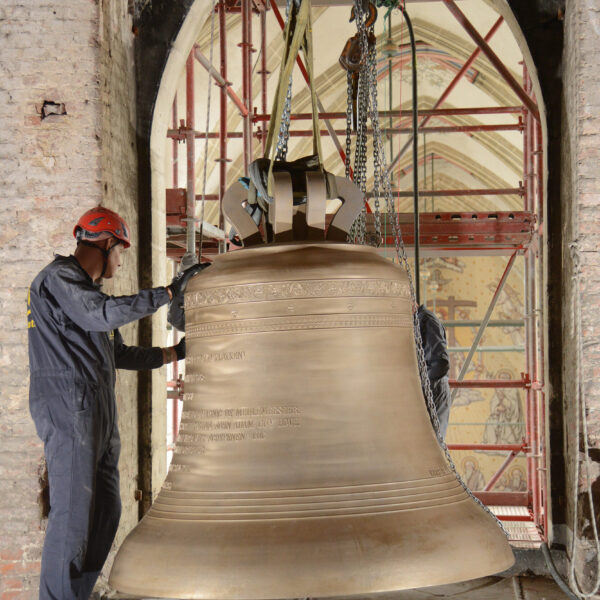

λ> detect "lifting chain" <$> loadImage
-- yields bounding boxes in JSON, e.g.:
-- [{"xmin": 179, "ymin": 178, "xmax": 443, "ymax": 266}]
[
  {"xmin": 351, "ymin": 0, "xmax": 508, "ymax": 537},
  {"xmin": 345, "ymin": 69, "xmax": 367, "ymax": 244},
  {"xmin": 344, "ymin": 71, "xmax": 353, "ymax": 181},
  {"xmin": 275, "ymin": 76, "xmax": 293, "ymax": 161},
  {"xmin": 352, "ymin": 57, "xmax": 369, "ymax": 245},
  {"xmin": 343, "ymin": 1, "xmax": 381, "ymax": 247},
  {"xmin": 368, "ymin": 40, "xmax": 382, "ymax": 246},
  {"xmin": 275, "ymin": 0, "xmax": 294, "ymax": 161}
]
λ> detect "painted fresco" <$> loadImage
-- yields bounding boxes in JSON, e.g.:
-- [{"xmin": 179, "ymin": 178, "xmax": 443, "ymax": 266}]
[{"xmin": 420, "ymin": 255, "xmax": 528, "ymax": 493}]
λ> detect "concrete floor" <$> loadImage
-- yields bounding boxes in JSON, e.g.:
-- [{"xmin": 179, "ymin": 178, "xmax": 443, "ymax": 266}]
[{"xmin": 353, "ymin": 576, "xmax": 568, "ymax": 600}]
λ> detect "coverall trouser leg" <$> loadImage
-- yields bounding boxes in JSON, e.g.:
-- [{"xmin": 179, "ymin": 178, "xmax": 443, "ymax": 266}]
[
  {"xmin": 426, "ymin": 376, "xmax": 452, "ymax": 440},
  {"xmin": 433, "ymin": 375, "xmax": 452, "ymax": 440},
  {"xmin": 32, "ymin": 388, "xmax": 121, "ymax": 600}
]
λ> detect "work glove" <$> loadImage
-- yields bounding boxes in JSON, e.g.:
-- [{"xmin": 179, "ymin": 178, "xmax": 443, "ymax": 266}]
[
  {"xmin": 167, "ymin": 263, "xmax": 210, "ymax": 332},
  {"xmin": 168, "ymin": 299, "xmax": 185, "ymax": 332},
  {"xmin": 168, "ymin": 263, "xmax": 208, "ymax": 298},
  {"xmin": 174, "ymin": 337, "xmax": 186, "ymax": 361}
]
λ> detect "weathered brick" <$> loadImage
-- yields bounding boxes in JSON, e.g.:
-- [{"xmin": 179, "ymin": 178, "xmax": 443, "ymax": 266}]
[
  {"xmin": 0, "ymin": 561, "xmax": 40, "ymax": 577},
  {"xmin": 0, "ymin": 578, "xmax": 24, "ymax": 591},
  {"xmin": 0, "ymin": 550, "xmax": 23, "ymax": 562},
  {"xmin": 0, "ymin": 590, "xmax": 38, "ymax": 600},
  {"xmin": 0, "ymin": 0, "xmax": 141, "ymax": 595}
]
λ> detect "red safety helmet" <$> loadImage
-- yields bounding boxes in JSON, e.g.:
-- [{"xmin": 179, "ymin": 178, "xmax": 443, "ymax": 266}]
[{"xmin": 73, "ymin": 207, "xmax": 131, "ymax": 248}]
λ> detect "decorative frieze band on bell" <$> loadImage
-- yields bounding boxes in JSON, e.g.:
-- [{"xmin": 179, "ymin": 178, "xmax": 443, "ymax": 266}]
[{"xmin": 185, "ymin": 278, "xmax": 411, "ymax": 309}]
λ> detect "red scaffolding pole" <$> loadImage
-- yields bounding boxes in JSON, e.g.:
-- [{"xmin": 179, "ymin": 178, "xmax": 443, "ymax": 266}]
[
  {"xmin": 168, "ymin": 121, "xmax": 523, "ymax": 139},
  {"xmin": 252, "ymin": 106, "xmax": 523, "ymax": 121},
  {"xmin": 523, "ymin": 64, "xmax": 545, "ymax": 535},
  {"xmin": 240, "ymin": 0, "xmax": 253, "ymax": 173},
  {"xmin": 442, "ymin": 0, "xmax": 539, "ymax": 121},
  {"xmin": 185, "ymin": 51, "xmax": 196, "ymax": 260},
  {"xmin": 172, "ymin": 94, "xmax": 179, "ymax": 188},
  {"xmin": 218, "ymin": 0, "xmax": 228, "ymax": 251},
  {"xmin": 258, "ymin": 8, "xmax": 268, "ymax": 154}
]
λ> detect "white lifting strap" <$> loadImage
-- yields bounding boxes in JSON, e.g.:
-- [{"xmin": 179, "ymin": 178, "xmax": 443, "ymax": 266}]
[{"xmin": 222, "ymin": 182, "xmax": 263, "ymax": 247}]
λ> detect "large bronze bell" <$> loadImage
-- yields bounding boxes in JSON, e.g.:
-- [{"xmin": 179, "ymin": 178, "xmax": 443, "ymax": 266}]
[{"xmin": 110, "ymin": 174, "xmax": 513, "ymax": 598}]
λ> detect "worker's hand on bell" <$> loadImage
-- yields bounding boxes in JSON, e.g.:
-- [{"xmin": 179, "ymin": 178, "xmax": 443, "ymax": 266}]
[
  {"xmin": 174, "ymin": 337, "xmax": 186, "ymax": 361},
  {"xmin": 167, "ymin": 299, "xmax": 185, "ymax": 332},
  {"xmin": 168, "ymin": 263, "xmax": 209, "ymax": 298}
]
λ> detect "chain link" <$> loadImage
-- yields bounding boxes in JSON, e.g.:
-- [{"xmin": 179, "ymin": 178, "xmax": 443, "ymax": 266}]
[
  {"xmin": 275, "ymin": 0, "xmax": 294, "ymax": 162},
  {"xmin": 350, "ymin": 0, "xmax": 508, "ymax": 536},
  {"xmin": 347, "ymin": 4, "xmax": 381, "ymax": 247},
  {"xmin": 368, "ymin": 42, "xmax": 382, "ymax": 246},
  {"xmin": 345, "ymin": 72, "xmax": 353, "ymax": 181},
  {"xmin": 275, "ymin": 76, "xmax": 293, "ymax": 161},
  {"xmin": 354, "ymin": 67, "xmax": 368, "ymax": 245},
  {"xmin": 348, "ymin": 5, "xmax": 370, "ymax": 246}
]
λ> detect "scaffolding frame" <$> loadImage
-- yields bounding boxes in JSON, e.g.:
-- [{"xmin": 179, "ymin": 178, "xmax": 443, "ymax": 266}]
[{"xmin": 165, "ymin": 0, "xmax": 547, "ymax": 545}]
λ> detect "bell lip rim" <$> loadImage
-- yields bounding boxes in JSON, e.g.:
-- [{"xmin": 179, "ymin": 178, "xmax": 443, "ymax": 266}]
[{"xmin": 109, "ymin": 541, "xmax": 515, "ymax": 599}]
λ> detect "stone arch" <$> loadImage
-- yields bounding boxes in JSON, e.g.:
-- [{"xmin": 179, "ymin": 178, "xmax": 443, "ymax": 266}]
[{"xmin": 134, "ymin": 0, "xmax": 565, "ymax": 536}]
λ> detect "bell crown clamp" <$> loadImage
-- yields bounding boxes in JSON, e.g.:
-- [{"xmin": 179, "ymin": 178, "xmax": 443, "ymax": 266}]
[{"xmin": 223, "ymin": 172, "xmax": 365, "ymax": 246}]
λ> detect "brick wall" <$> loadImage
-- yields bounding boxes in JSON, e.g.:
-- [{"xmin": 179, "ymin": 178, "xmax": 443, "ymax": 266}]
[
  {"xmin": 0, "ymin": 0, "xmax": 140, "ymax": 597},
  {"xmin": 0, "ymin": 1, "xmax": 101, "ymax": 597},
  {"xmin": 562, "ymin": 0, "xmax": 600, "ymax": 590}
]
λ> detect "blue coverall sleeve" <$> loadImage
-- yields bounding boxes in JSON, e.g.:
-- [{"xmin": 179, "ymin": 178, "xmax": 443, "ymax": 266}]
[
  {"xmin": 113, "ymin": 329, "xmax": 164, "ymax": 370},
  {"xmin": 47, "ymin": 264, "xmax": 170, "ymax": 332}
]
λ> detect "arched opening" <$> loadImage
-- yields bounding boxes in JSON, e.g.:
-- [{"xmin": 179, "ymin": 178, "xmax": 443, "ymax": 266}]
[{"xmin": 138, "ymin": 0, "xmax": 562, "ymax": 569}]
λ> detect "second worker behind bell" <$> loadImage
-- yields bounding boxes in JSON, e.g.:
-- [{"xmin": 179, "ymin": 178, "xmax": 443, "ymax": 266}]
[{"xmin": 417, "ymin": 304, "xmax": 452, "ymax": 440}]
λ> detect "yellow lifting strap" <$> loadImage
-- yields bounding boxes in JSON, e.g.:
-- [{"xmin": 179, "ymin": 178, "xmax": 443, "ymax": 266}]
[{"xmin": 264, "ymin": 0, "xmax": 324, "ymax": 196}]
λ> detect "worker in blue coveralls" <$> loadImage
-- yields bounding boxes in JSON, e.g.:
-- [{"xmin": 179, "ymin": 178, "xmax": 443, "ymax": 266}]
[
  {"xmin": 27, "ymin": 206, "xmax": 205, "ymax": 600},
  {"xmin": 417, "ymin": 304, "xmax": 452, "ymax": 440}
]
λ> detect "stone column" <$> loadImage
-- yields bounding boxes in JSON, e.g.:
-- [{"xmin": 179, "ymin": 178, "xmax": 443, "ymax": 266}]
[{"xmin": 562, "ymin": 0, "xmax": 600, "ymax": 592}]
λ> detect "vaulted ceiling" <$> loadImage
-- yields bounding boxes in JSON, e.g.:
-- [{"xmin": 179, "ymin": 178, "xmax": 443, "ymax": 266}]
[{"xmin": 169, "ymin": 0, "xmax": 531, "ymax": 228}]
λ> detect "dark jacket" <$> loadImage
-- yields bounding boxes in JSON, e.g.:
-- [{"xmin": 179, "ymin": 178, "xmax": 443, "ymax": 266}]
[
  {"xmin": 417, "ymin": 305, "xmax": 450, "ymax": 381},
  {"xmin": 27, "ymin": 255, "xmax": 169, "ymax": 399},
  {"xmin": 417, "ymin": 305, "xmax": 452, "ymax": 439}
]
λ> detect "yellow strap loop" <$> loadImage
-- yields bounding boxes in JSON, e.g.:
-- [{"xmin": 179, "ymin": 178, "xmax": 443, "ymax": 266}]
[{"xmin": 264, "ymin": 0, "xmax": 323, "ymax": 197}]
